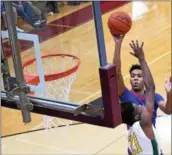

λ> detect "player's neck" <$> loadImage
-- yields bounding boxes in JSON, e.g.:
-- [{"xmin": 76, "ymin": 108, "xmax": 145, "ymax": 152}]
[{"xmin": 132, "ymin": 89, "xmax": 144, "ymax": 95}]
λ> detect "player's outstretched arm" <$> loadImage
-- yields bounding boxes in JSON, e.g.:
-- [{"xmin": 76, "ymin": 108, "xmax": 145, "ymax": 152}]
[
  {"xmin": 112, "ymin": 35, "xmax": 126, "ymax": 95},
  {"xmin": 129, "ymin": 40, "xmax": 155, "ymax": 128}
]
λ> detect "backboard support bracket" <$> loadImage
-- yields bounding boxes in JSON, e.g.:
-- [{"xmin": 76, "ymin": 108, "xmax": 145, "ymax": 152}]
[{"xmin": 1, "ymin": 64, "xmax": 122, "ymax": 128}]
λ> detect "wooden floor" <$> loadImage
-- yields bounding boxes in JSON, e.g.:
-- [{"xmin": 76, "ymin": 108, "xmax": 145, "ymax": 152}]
[{"xmin": 2, "ymin": 1, "xmax": 171, "ymax": 154}]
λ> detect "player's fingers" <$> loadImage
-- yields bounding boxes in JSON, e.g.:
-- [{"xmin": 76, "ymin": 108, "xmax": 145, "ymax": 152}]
[
  {"xmin": 136, "ymin": 40, "xmax": 139, "ymax": 47},
  {"xmin": 141, "ymin": 42, "xmax": 144, "ymax": 49},
  {"xmin": 129, "ymin": 43, "xmax": 134, "ymax": 50},
  {"xmin": 131, "ymin": 40, "xmax": 136, "ymax": 48},
  {"xmin": 164, "ymin": 78, "xmax": 170, "ymax": 86},
  {"xmin": 129, "ymin": 52, "xmax": 135, "ymax": 56}
]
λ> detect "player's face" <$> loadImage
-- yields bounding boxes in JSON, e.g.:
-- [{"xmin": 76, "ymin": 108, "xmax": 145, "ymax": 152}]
[{"xmin": 130, "ymin": 69, "xmax": 144, "ymax": 92}]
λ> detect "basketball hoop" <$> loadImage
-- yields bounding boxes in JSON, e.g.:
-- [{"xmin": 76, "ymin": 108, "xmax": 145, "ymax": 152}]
[{"xmin": 23, "ymin": 53, "xmax": 80, "ymax": 131}]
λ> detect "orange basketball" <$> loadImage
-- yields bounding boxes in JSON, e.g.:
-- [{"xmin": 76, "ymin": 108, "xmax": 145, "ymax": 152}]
[{"xmin": 108, "ymin": 11, "xmax": 132, "ymax": 35}]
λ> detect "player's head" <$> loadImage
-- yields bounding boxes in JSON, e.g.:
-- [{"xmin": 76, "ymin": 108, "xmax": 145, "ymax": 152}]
[
  {"xmin": 120, "ymin": 101, "xmax": 142, "ymax": 126},
  {"xmin": 129, "ymin": 64, "xmax": 144, "ymax": 92}
]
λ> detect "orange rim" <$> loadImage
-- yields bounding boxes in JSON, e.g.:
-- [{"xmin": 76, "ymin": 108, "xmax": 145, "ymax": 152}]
[{"xmin": 23, "ymin": 54, "xmax": 80, "ymax": 85}]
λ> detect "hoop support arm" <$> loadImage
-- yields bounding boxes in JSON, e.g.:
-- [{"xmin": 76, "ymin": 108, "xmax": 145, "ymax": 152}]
[{"xmin": 1, "ymin": 91, "xmax": 120, "ymax": 128}]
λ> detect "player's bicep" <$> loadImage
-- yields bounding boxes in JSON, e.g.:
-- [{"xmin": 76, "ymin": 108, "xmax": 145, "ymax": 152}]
[
  {"xmin": 158, "ymin": 100, "xmax": 166, "ymax": 112},
  {"xmin": 140, "ymin": 107, "xmax": 152, "ymax": 128},
  {"xmin": 145, "ymin": 91, "xmax": 155, "ymax": 113},
  {"xmin": 155, "ymin": 94, "xmax": 167, "ymax": 113}
]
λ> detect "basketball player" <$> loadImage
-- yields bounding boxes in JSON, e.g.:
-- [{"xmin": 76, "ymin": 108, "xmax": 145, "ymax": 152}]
[
  {"xmin": 113, "ymin": 35, "xmax": 172, "ymax": 127},
  {"xmin": 120, "ymin": 40, "xmax": 163, "ymax": 155}
]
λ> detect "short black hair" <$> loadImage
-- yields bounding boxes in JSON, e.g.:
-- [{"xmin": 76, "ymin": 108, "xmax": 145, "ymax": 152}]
[
  {"xmin": 129, "ymin": 64, "xmax": 142, "ymax": 74},
  {"xmin": 120, "ymin": 101, "xmax": 136, "ymax": 126}
]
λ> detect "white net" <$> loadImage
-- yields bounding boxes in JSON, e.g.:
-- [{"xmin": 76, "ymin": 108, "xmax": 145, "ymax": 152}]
[{"xmin": 23, "ymin": 54, "xmax": 79, "ymax": 131}]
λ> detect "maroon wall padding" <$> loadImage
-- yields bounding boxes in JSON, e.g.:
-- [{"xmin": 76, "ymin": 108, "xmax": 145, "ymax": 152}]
[
  {"xmin": 99, "ymin": 64, "xmax": 122, "ymax": 127},
  {"xmin": 100, "ymin": 1, "xmax": 130, "ymax": 14},
  {"xmin": 2, "ymin": 1, "xmax": 129, "ymax": 58}
]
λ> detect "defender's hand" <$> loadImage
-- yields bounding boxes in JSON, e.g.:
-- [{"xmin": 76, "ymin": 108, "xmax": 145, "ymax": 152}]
[
  {"xmin": 165, "ymin": 76, "xmax": 172, "ymax": 93},
  {"xmin": 129, "ymin": 40, "xmax": 145, "ymax": 60}
]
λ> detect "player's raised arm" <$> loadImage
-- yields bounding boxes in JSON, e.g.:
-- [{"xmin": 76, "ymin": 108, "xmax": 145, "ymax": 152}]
[
  {"xmin": 129, "ymin": 40, "xmax": 155, "ymax": 127},
  {"xmin": 112, "ymin": 35, "xmax": 126, "ymax": 96},
  {"xmin": 108, "ymin": 12, "xmax": 132, "ymax": 96}
]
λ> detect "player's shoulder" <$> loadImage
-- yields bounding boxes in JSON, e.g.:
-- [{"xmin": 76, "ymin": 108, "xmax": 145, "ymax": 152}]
[
  {"xmin": 155, "ymin": 92, "xmax": 162, "ymax": 96},
  {"xmin": 154, "ymin": 92, "xmax": 164, "ymax": 100},
  {"xmin": 120, "ymin": 87, "xmax": 130, "ymax": 97},
  {"xmin": 132, "ymin": 121, "xmax": 140, "ymax": 128},
  {"xmin": 130, "ymin": 121, "xmax": 141, "ymax": 131},
  {"xmin": 121, "ymin": 87, "xmax": 132, "ymax": 95}
]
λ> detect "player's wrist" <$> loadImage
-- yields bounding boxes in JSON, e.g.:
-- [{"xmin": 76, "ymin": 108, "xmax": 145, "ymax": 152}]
[
  {"xmin": 138, "ymin": 56, "xmax": 145, "ymax": 61},
  {"xmin": 115, "ymin": 41, "xmax": 122, "ymax": 46},
  {"xmin": 166, "ymin": 89, "xmax": 172, "ymax": 94}
]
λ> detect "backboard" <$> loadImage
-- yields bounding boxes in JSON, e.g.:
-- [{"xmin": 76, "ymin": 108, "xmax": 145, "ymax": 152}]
[{"xmin": 1, "ymin": 1, "xmax": 122, "ymax": 137}]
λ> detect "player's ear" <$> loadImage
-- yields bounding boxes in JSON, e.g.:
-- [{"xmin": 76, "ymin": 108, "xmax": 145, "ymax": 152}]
[{"xmin": 135, "ymin": 114, "xmax": 140, "ymax": 121}]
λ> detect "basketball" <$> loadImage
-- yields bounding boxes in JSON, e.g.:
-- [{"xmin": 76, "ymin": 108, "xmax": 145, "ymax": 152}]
[{"xmin": 108, "ymin": 11, "xmax": 132, "ymax": 35}]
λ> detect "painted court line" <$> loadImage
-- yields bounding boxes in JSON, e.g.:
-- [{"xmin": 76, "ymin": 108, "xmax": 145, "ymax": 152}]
[
  {"xmin": 16, "ymin": 138, "xmax": 81, "ymax": 154},
  {"xmin": 48, "ymin": 23, "xmax": 73, "ymax": 28},
  {"xmin": 69, "ymin": 89, "xmax": 93, "ymax": 95},
  {"xmin": 93, "ymin": 131, "xmax": 127, "ymax": 155}
]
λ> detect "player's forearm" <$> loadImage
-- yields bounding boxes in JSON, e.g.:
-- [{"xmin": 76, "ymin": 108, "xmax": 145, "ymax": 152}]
[
  {"xmin": 113, "ymin": 43, "xmax": 126, "ymax": 95},
  {"xmin": 165, "ymin": 92, "xmax": 172, "ymax": 114},
  {"xmin": 113, "ymin": 43, "xmax": 122, "ymax": 74},
  {"xmin": 139, "ymin": 58, "xmax": 155, "ymax": 91},
  {"xmin": 139, "ymin": 58, "xmax": 155, "ymax": 113}
]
